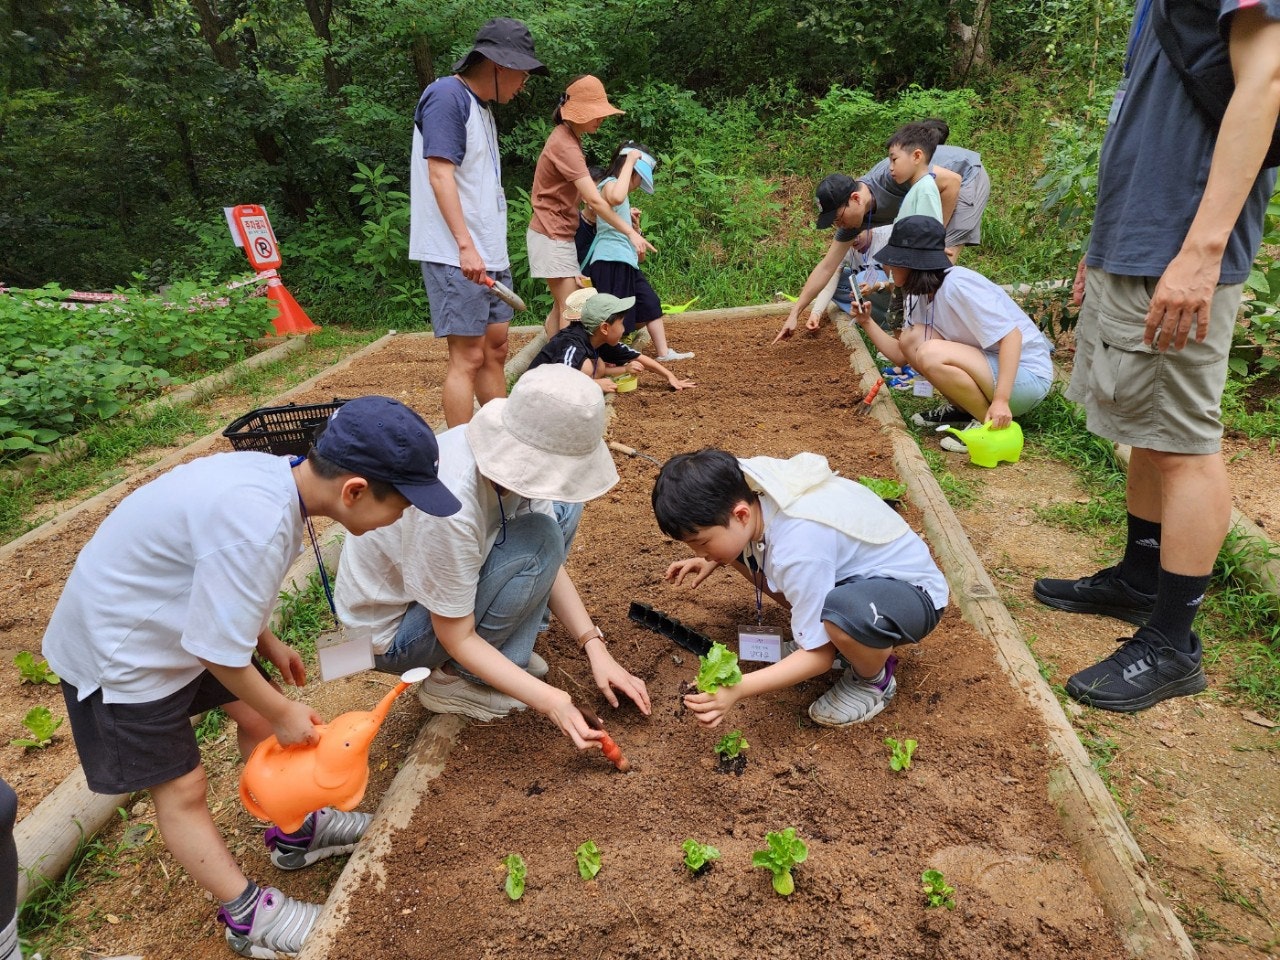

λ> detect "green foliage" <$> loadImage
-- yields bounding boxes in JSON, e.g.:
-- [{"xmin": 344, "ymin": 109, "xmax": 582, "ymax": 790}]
[
  {"xmin": 922, "ymin": 868, "xmax": 956, "ymax": 909},
  {"xmin": 194, "ymin": 707, "xmax": 228, "ymax": 745},
  {"xmin": 859, "ymin": 476, "xmax": 908, "ymax": 501},
  {"xmin": 885, "ymin": 737, "xmax": 918, "ymax": 772},
  {"xmin": 574, "ymin": 840, "xmax": 602, "ymax": 881},
  {"xmin": 696, "ymin": 642, "xmax": 743, "ymax": 694},
  {"xmin": 503, "ymin": 853, "xmax": 526, "ymax": 901},
  {"xmin": 751, "ymin": 828, "xmax": 808, "ymax": 896},
  {"xmin": 713, "ymin": 730, "xmax": 749, "ymax": 760},
  {"xmin": 1234, "ymin": 196, "xmax": 1280, "ymax": 379},
  {"xmin": 681, "ymin": 839, "xmax": 721, "ymax": 874},
  {"xmin": 12, "ymin": 706, "xmax": 63, "ymax": 749},
  {"xmin": 13, "ymin": 651, "xmax": 58, "ymax": 685}
]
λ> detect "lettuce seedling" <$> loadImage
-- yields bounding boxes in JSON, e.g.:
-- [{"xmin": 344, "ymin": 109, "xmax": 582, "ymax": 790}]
[
  {"xmin": 11, "ymin": 706, "xmax": 62, "ymax": 749},
  {"xmin": 714, "ymin": 730, "xmax": 749, "ymax": 760},
  {"xmin": 885, "ymin": 737, "xmax": 917, "ymax": 772},
  {"xmin": 13, "ymin": 652, "xmax": 58, "ymax": 685},
  {"xmin": 858, "ymin": 476, "xmax": 907, "ymax": 501},
  {"xmin": 922, "ymin": 869, "xmax": 956, "ymax": 909},
  {"xmin": 503, "ymin": 854, "xmax": 526, "ymax": 901},
  {"xmin": 575, "ymin": 841, "xmax": 602, "ymax": 880},
  {"xmin": 681, "ymin": 839, "xmax": 721, "ymax": 874},
  {"xmin": 696, "ymin": 642, "xmax": 742, "ymax": 693},
  {"xmin": 752, "ymin": 828, "xmax": 808, "ymax": 896}
]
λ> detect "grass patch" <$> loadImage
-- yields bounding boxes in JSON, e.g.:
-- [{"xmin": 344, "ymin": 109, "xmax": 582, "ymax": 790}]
[
  {"xmin": 274, "ymin": 570, "xmax": 336, "ymax": 671},
  {"xmin": 919, "ymin": 447, "xmax": 980, "ymax": 509}
]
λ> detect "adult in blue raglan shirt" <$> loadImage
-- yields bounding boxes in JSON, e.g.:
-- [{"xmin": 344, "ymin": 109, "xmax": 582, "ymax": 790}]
[
  {"xmin": 409, "ymin": 19, "xmax": 547, "ymax": 427},
  {"xmin": 1035, "ymin": 0, "xmax": 1280, "ymax": 711}
]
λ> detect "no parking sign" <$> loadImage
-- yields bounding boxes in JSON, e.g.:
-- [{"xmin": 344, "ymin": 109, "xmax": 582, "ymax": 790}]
[{"xmin": 226, "ymin": 204, "xmax": 283, "ymax": 272}]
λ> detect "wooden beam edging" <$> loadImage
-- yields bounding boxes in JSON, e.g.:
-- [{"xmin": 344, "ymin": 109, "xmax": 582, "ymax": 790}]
[
  {"xmin": 295, "ymin": 714, "xmax": 469, "ymax": 960},
  {"xmin": 834, "ymin": 315, "xmax": 1196, "ymax": 960}
]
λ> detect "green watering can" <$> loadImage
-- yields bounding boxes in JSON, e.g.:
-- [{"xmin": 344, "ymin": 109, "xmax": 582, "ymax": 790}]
[{"xmin": 937, "ymin": 420, "xmax": 1024, "ymax": 468}]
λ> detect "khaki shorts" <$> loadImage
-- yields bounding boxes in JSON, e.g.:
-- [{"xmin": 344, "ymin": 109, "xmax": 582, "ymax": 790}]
[
  {"xmin": 1066, "ymin": 269, "xmax": 1240, "ymax": 455},
  {"xmin": 526, "ymin": 228, "xmax": 580, "ymax": 279}
]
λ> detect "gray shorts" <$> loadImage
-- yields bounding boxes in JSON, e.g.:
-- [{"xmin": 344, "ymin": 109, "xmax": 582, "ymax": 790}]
[
  {"xmin": 946, "ymin": 167, "xmax": 990, "ymax": 248},
  {"xmin": 1067, "ymin": 269, "xmax": 1240, "ymax": 454},
  {"xmin": 820, "ymin": 577, "xmax": 943, "ymax": 650},
  {"xmin": 526, "ymin": 229, "xmax": 581, "ymax": 279},
  {"xmin": 61, "ymin": 670, "xmax": 243, "ymax": 794},
  {"xmin": 420, "ymin": 261, "xmax": 515, "ymax": 338}
]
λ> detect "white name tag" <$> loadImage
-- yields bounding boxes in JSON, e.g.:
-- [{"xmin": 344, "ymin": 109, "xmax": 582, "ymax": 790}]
[
  {"xmin": 316, "ymin": 624, "xmax": 375, "ymax": 681},
  {"xmin": 912, "ymin": 377, "xmax": 934, "ymax": 397},
  {"xmin": 738, "ymin": 625, "xmax": 783, "ymax": 663}
]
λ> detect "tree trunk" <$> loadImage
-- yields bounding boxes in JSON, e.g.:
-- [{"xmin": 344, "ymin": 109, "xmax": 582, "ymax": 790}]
[
  {"xmin": 411, "ymin": 35, "xmax": 434, "ymax": 92},
  {"xmin": 950, "ymin": 0, "xmax": 992, "ymax": 83},
  {"xmin": 302, "ymin": 0, "xmax": 349, "ymax": 97}
]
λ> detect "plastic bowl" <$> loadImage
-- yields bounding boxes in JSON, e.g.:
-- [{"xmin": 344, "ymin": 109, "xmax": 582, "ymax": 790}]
[{"xmin": 613, "ymin": 373, "xmax": 638, "ymax": 393}]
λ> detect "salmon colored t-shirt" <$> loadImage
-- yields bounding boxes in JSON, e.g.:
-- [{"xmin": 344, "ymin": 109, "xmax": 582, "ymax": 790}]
[{"xmin": 529, "ymin": 124, "xmax": 589, "ymax": 240}]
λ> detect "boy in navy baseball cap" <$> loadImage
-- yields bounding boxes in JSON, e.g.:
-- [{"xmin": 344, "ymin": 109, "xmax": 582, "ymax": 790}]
[{"xmin": 43, "ymin": 394, "xmax": 457, "ymax": 958}]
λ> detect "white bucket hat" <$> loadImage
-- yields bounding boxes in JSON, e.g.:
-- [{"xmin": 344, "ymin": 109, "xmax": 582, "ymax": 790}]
[{"xmin": 466, "ymin": 365, "xmax": 618, "ymax": 503}]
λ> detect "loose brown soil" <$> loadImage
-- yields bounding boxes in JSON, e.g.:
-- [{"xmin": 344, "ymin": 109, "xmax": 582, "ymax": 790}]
[{"xmin": 4, "ymin": 316, "xmax": 1274, "ymax": 958}]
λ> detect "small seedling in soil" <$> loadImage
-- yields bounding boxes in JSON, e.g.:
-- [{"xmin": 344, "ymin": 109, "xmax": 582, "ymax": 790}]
[
  {"xmin": 858, "ymin": 476, "xmax": 908, "ymax": 502},
  {"xmin": 503, "ymin": 854, "xmax": 526, "ymax": 901},
  {"xmin": 752, "ymin": 828, "xmax": 808, "ymax": 896},
  {"xmin": 12, "ymin": 706, "xmax": 62, "ymax": 749},
  {"xmin": 696, "ymin": 642, "xmax": 742, "ymax": 693},
  {"xmin": 13, "ymin": 651, "xmax": 58, "ymax": 685},
  {"xmin": 575, "ymin": 841, "xmax": 602, "ymax": 880},
  {"xmin": 681, "ymin": 839, "xmax": 721, "ymax": 876},
  {"xmin": 885, "ymin": 736, "xmax": 917, "ymax": 772},
  {"xmin": 714, "ymin": 729, "xmax": 750, "ymax": 775},
  {"xmin": 922, "ymin": 869, "xmax": 956, "ymax": 910}
]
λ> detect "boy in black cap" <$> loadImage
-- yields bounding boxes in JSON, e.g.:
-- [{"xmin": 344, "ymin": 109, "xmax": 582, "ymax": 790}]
[
  {"xmin": 410, "ymin": 18, "xmax": 548, "ymax": 427},
  {"xmin": 43, "ymin": 396, "xmax": 460, "ymax": 959}
]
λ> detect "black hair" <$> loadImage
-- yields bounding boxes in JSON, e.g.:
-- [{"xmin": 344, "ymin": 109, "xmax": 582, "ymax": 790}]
[
  {"xmin": 885, "ymin": 122, "xmax": 937, "ymax": 162},
  {"xmin": 651, "ymin": 448, "xmax": 757, "ymax": 540},
  {"xmin": 307, "ymin": 424, "xmax": 401, "ymax": 501},
  {"xmin": 603, "ymin": 140, "xmax": 655, "ymax": 182},
  {"xmin": 919, "ymin": 118, "xmax": 950, "ymax": 146},
  {"xmin": 899, "ymin": 266, "xmax": 949, "ymax": 299}
]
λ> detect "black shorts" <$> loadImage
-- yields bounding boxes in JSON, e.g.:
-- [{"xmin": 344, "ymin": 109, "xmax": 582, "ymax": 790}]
[
  {"xmin": 61, "ymin": 670, "xmax": 242, "ymax": 794},
  {"xmin": 584, "ymin": 260, "xmax": 662, "ymax": 333}
]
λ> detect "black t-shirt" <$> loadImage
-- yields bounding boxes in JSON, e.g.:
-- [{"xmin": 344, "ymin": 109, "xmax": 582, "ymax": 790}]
[{"xmin": 529, "ymin": 323, "xmax": 600, "ymax": 375}]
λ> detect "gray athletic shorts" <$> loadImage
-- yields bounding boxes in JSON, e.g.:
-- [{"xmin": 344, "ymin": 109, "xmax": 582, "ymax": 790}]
[
  {"xmin": 820, "ymin": 577, "xmax": 944, "ymax": 650},
  {"xmin": 1067, "ymin": 268, "xmax": 1240, "ymax": 455},
  {"xmin": 420, "ymin": 261, "xmax": 515, "ymax": 338},
  {"xmin": 947, "ymin": 167, "xmax": 991, "ymax": 248},
  {"xmin": 61, "ymin": 670, "xmax": 246, "ymax": 794},
  {"xmin": 526, "ymin": 229, "xmax": 581, "ymax": 279}
]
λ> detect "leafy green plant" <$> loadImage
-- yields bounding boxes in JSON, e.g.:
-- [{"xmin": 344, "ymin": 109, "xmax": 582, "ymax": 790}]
[
  {"xmin": 714, "ymin": 730, "xmax": 749, "ymax": 760},
  {"xmin": 575, "ymin": 841, "xmax": 602, "ymax": 881},
  {"xmin": 922, "ymin": 869, "xmax": 956, "ymax": 909},
  {"xmin": 502, "ymin": 854, "xmax": 526, "ymax": 901},
  {"xmin": 696, "ymin": 642, "xmax": 743, "ymax": 694},
  {"xmin": 885, "ymin": 737, "xmax": 918, "ymax": 772},
  {"xmin": 681, "ymin": 839, "xmax": 721, "ymax": 875},
  {"xmin": 859, "ymin": 476, "xmax": 907, "ymax": 501},
  {"xmin": 12, "ymin": 706, "xmax": 63, "ymax": 749},
  {"xmin": 13, "ymin": 652, "xmax": 58, "ymax": 685},
  {"xmin": 752, "ymin": 828, "xmax": 808, "ymax": 896}
]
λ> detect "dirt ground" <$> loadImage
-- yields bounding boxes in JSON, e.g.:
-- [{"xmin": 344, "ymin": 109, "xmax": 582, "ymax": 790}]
[{"xmin": 2, "ymin": 315, "xmax": 1276, "ymax": 958}]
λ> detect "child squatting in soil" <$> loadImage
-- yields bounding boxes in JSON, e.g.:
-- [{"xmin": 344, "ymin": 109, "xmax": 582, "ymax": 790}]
[
  {"xmin": 41, "ymin": 397, "xmax": 462, "ymax": 959},
  {"xmin": 528, "ymin": 287, "xmax": 695, "ymax": 392},
  {"xmin": 652, "ymin": 448, "xmax": 950, "ymax": 727}
]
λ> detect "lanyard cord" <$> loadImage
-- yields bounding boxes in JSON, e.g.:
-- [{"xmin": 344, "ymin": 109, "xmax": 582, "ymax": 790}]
[
  {"xmin": 492, "ymin": 482, "xmax": 508, "ymax": 546},
  {"xmin": 744, "ymin": 540, "xmax": 766, "ymax": 625},
  {"xmin": 291, "ymin": 457, "xmax": 338, "ymax": 622},
  {"xmin": 1124, "ymin": 0, "xmax": 1154, "ymax": 78}
]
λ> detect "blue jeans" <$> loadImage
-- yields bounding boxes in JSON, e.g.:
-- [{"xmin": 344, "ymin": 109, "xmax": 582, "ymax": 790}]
[{"xmin": 375, "ymin": 502, "xmax": 584, "ymax": 678}]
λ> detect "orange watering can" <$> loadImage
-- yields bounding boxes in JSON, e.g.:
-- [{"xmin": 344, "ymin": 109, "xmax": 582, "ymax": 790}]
[{"xmin": 239, "ymin": 667, "xmax": 430, "ymax": 832}]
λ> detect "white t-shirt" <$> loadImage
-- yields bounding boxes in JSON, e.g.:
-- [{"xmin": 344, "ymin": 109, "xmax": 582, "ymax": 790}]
[
  {"xmin": 756, "ymin": 496, "xmax": 949, "ymax": 650},
  {"xmin": 904, "ymin": 266, "xmax": 1054, "ymax": 383},
  {"xmin": 43, "ymin": 453, "xmax": 303, "ymax": 704},
  {"xmin": 335, "ymin": 426, "xmax": 553, "ymax": 652}
]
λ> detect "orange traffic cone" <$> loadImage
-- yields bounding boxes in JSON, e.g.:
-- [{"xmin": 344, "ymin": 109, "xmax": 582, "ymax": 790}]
[{"xmin": 263, "ymin": 274, "xmax": 320, "ymax": 336}]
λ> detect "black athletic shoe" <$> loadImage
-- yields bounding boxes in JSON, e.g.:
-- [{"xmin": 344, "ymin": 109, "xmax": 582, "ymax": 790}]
[
  {"xmin": 1033, "ymin": 565, "xmax": 1155, "ymax": 625},
  {"xmin": 1065, "ymin": 628, "xmax": 1207, "ymax": 712},
  {"xmin": 910, "ymin": 403, "xmax": 972, "ymax": 428}
]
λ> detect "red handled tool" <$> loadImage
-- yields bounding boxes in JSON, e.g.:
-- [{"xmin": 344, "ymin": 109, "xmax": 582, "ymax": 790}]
[
  {"xmin": 480, "ymin": 275, "xmax": 527, "ymax": 312},
  {"xmin": 857, "ymin": 377, "xmax": 884, "ymax": 416}
]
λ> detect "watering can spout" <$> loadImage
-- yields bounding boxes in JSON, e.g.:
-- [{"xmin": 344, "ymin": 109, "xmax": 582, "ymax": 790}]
[
  {"xmin": 938, "ymin": 420, "xmax": 1024, "ymax": 468},
  {"xmin": 369, "ymin": 680, "xmax": 411, "ymax": 725}
]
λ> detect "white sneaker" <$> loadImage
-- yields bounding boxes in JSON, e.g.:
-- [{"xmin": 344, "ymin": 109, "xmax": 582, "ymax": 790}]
[
  {"xmin": 267, "ymin": 806, "xmax": 371, "ymax": 871},
  {"xmin": 939, "ymin": 419, "xmax": 981, "ymax": 453},
  {"xmin": 221, "ymin": 887, "xmax": 321, "ymax": 959},
  {"xmin": 808, "ymin": 659, "xmax": 898, "ymax": 727},
  {"xmin": 525, "ymin": 652, "xmax": 549, "ymax": 679},
  {"xmin": 416, "ymin": 670, "xmax": 527, "ymax": 722},
  {"xmin": 656, "ymin": 349, "xmax": 695, "ymax": 362}
]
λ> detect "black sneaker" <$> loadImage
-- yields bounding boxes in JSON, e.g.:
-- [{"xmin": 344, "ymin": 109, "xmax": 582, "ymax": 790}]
[
  {"xmin": 1033, "ymin": 565, "xmax": 1155, "ymax": 625},
  {"xmin": 911, "ymin": 403, "xmax": 971, "ymax": 427},
  {"xmin": 1065, "ymin": 628, "xmax": 1207, "ymax": 712}
]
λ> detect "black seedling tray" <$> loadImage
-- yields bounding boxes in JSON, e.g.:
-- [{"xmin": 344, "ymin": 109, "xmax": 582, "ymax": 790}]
[
  {"xmin": 222, "ymin": 399, "xmax": 348, "ymax": 458},
  {"xmin": 627, "ymin": 601, "xmax": 713, "ymax": 657}
]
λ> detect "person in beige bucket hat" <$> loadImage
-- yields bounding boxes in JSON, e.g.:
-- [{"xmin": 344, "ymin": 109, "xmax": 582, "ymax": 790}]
[
  {"xmin": 528, "ymin": 75, "xmax": 655, "ymax": 341},
  {"xmin": 336, "ymin": 365, "xmax": 651, "ymax": 751}
]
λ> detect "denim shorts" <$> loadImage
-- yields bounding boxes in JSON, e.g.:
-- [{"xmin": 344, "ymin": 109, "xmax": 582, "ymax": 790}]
[
  {"xmin": 420, "ymin": 262, "xmax": 515, "ymax": 338},
  {"xmin": 983, "ymin": 356, "xmax": 1053, "ymax": 417},
  {"xmin": 820, "ymin": 577, "xmax": 943, "ymax": 650}
]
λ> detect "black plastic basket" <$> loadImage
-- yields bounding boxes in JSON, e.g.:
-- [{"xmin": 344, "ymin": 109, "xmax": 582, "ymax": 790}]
[{"xmin": 222, "ymin": 399, "xmax": 348, "ymax": 458}]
